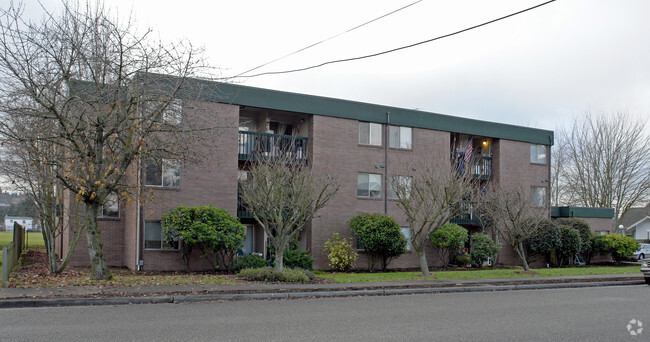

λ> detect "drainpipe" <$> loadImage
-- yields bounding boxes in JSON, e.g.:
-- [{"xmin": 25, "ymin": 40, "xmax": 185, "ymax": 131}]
[
  {"xmin": 136, "ymin": 157, "xmax": 144, "ymax": 271},
  {"xmin": 384, "ymin": 112, "xmax": 390, "ymax": 215}
]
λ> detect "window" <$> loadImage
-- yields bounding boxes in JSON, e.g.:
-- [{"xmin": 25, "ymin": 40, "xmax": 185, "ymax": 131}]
[
  {"xmin": 530, "ymin": 186, "xmax": 546, "ymax": 207},
  {"xmin": 144, "ymin": 221, "xmax": 179, "ymax": 250},
  {"xmin": 358, "ymin": 122, "xmax": 382, "ymax": 146},
  {"xmin": 357, "ymin": 173, "xmax": 382, "ymax": 198},
  {"xmin": 388, "ymin": 176, "xmax": 412, "ymax": 200},
  {"xmin": 162, "ymin": 99, "xmax": 182, "ymax": 125},
  {"xmin": 99, "ymin": 193, "xmax": 119, "ymax": 218},
  {"xmin": 597, "ymin": 230, "xmax": 608, "ymax": 235},
  {"xmin": 145, "ymin": 158, "xmax": 180, "ymax": 187},
  {"xmin": 389, "ymin": 126, "xmax": 412, "ymax": 149},
  {"xmin": 530, "ymin": 144, "xmax": 547, "ymax": 164},
  {"xmin": 401, "ymin": 227, "xmax": 412, "ymax": 251}
]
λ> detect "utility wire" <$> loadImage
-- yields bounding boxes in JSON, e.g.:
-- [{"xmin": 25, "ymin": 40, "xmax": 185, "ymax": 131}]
[
  {"xmin": 237, "ymin": 0, "xmax": 556, "ymax": 78},
  {"xmin": 234, "ymin": 0, "xmax": 423, "ymax": 78}
]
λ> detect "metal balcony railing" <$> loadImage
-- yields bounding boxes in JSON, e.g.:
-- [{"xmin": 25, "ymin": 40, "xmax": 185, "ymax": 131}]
[
  {"xmin": 238, "ymin": 131, "xmax": 308, "ymax": 162},
  {"xmin": 451, "ymin": 152, "xmax": 492, "ymax": 180}
]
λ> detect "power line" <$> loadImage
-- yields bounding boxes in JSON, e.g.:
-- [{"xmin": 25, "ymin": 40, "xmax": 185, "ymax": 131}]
[
  {"xmin": 234, "ymin": 0, "xmax": 424, "ymax": 78},
  {"xmin": 237, "ymin": 0, "xmax": 557, "ymax": 79}
]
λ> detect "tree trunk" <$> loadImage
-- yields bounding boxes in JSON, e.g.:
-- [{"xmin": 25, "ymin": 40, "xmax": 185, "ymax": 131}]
[
  {"xmin": 417, "ymin": 248, "xmax": 430, "ymax": 276},
  {"xmin": 275, "ymin": 249, "xmax": 284, "ymax": 272},
  {"xmin": 515, "ymin": 241, "xmax": 530, "ymax": 271},
  {"xmin": 84, "ymin": 203, "xmax": 111, "ymax": 280}
]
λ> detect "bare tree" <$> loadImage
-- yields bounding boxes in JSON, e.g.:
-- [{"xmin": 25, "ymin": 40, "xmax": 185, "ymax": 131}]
[
  {"xmin": 238, "ymin": 149, "xmax": 339, "ymax": 272},
  {"xmin": 0, "ymin": 1, "xmax": 220, "ymax": 279},
  {"xmin": 0, "ymin": 133, "xmax": 84, "ymax": 274},
  {"xmin": 391, "ymin": 162, "xmax": 481, "ymax": 276},
  {"xmin": 555, "ymin": 111, "xmax": 650, "ymax": 221},
  {"xmin": 482, "ymin": 185, "xmax": 547, "ymax": 271}
]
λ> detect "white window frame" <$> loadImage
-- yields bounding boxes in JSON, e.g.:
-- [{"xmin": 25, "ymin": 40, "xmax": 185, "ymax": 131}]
[
  {"xmin": 389, "ymin": 126, "xmax": 412, "ymax": 149},
  {"xmin": 145, "ymin": 158, "xmax": 181, "ymax": 187},
  {"xmin": 530, "ymin": 144, "xmax": 547, "ymax": 164},
  {"xmin": 357, "ymin": 173, "xmax": 382, "ymax": 198},
  {"xmin": 530, "ymin": 186, "xmax": 546, "ymax": 207},
  {"xmin": 98, "ymin": 193, "xmax": 119, "ymax": 218},
  {"xmin": 144, "ymin": 221, "xmax": 179, "ymax": 250},
  {"xmin": 388, "ymin": 175, "xmax": 412, "ymax": 200},
  {"xmin": 358, "ymin": 122, "xmax": 382, "ymax": 146}
]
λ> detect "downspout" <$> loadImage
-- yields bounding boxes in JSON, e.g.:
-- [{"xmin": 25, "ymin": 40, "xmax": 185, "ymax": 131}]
[
  {"xmin": 384, "ymin": 112, "xmax": 390, "ymax": 215},
  {"xmin": 136, "ymin": 156, "xmax": 144, "ymax": 270}
]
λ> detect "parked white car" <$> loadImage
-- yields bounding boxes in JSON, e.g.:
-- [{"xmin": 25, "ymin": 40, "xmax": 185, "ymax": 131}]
[{"xmin": 633, "ymin": 244, "xmax": 650, "ymax": 260}]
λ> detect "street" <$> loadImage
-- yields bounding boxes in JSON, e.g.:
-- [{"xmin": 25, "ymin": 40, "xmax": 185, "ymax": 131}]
[{"xmin": 1, "ymin": 285, "xmax": 649, "ymax": 341}]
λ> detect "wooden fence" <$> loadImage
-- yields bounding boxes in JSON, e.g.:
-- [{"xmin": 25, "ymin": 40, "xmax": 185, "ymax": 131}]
[{"xmin": 1, "ymin": 223, "xmax": 26, "ymax": 287}]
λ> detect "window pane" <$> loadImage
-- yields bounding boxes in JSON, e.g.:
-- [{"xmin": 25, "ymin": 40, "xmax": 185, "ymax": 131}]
[
  {"xmin": 144, "ymin": 221, "xmax": 162, "ymax": 249},
  {"xmin": 400, "ymin": 127, "xmax": 412, "ymax": 149},
  {"xmin": 358, "ymin": 122, "xmax": 369, "ymax": 145},
  {"xmin": 401, "ymin": 227, "xmax": 412, "ymax": 251},
  {"xmin": 530, "ymin": 144, "xmax": 546, "ymax": 164},
  {"xmin": 389, "ymin": 126, "xmax": 399, "ymax": 148},
  {"xmin": 162, "ymin": 99, "xmax": 182, "ymax": 124},
  {"xmin": 144, "ymin": 159, "xmax": 162, "ymax": 186},
  {"xmin": 369, "ymin": 173, "xmax": 382, "ymax": 198},
  {"xmin": 369, "ymin": 123, "xmax": 382, "ymax": 146},
  {"xmin": 357, "ymin": 173, "xmax": 369, "ymax": 197},
  {"xmin": 531, "ymin": 187, "xmax": 546, "ymax": 207},
  {"xmin": 162, "ymin": 160, "xmax": 181, "ymax": 187},
  {"xmin": 101, "ymin": 193, "xmax": 119, "ymax": 218}
]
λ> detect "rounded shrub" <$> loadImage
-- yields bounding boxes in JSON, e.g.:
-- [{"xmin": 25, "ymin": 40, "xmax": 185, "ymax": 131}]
[
  {"xmin": 430, "ymin": 223, "xmax": 468, "ymax": 267},
  {"xmin": 231, "ymin": 254, "xmax": 267, "ymax": 273},
  {"xmin": 557, "ymin": 225, "xmax": 582, "ymax": 266},
  {"xmin": 324, "ymin": 233, "xmax": 358, "ymax": 271},
  {"xmin": 601, "ymin": 234, "xmax": 639, "ymax": 264},
  {"xmin": 284, "ymin": 249, "xmax": 314, "ymax": 270},
  {"xmin": 349, "ymin": 213, "xmax": 407, "ymax": 271},
  {"xmin": 470, "ymin": 233, "xmax": 501, "ymax": 267}
]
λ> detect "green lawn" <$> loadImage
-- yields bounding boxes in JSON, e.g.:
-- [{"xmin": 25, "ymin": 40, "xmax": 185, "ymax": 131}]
[
  {"xmin": 0, "ymin": 232, "xmax": 45, "ymax": 265},
  {"xmin": 315, "ymin": 266, "xmax": 641, "ymax": 283}
]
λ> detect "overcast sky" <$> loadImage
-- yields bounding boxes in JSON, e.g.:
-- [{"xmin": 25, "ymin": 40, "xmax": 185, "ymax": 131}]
[{"xmin": 10, "ymin": 0, "xmax": 650, "ymax": 132}]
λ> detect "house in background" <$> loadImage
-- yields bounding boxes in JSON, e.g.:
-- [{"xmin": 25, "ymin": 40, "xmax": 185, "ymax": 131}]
[
  {"xmin": 58, "ymin": 78, "xmax": 554, "ymax": 271},
  {"xmin": 620, "ymin": 203, "xmax": 650, "ymax": 241},
  {"xmin": 4, "ymin": 216, "xmax": 33, "ymax": 232}
]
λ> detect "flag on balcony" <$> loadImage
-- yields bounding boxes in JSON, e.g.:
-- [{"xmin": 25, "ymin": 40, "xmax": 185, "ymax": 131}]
[{"xmin": 464, "ymin": 137, "xmax": 473, "ymax": 163}]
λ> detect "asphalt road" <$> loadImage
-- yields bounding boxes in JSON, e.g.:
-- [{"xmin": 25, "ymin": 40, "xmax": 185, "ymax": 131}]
[{"xmin": 2, "ymin": 285, "xmax": 649, "ymax": 341}]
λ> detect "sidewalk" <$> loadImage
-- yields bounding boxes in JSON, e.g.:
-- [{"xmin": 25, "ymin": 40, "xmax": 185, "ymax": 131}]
[{"xmin": 0, "ymin": 273, "xmax": 645, "ymax": 308}]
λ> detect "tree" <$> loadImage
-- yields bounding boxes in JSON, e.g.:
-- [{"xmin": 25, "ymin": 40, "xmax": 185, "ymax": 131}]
[
  {"xmin": 430, "ymin": 223, "xmax": 468, "ymax": 267},
  {"xmin": 0, "ymin": 139, "xmax": 84, "ymax": 273},
  {"xmin": 584, "ymin": 233, "xmax": 607, "ymax": 264},
  {"xmin": 482, "ymin": 186, "xmax": 547, "ymax": 271},
  {"xmin": 161, "ymin": 206, "xmax": 245, "ymax": 271},
  {"xmin": 525, "ymin": 219, "xmax": 561, "ymax": 265},
  {"xmin": 238, "ymin": 151, "xmax": 339, "ymax": 272},
  {"xmin": 555, "ymin": 218, "xmax": 591, "ymax": 256},
  {"xmin": 555, "ymin": 112, "xmax": 650, "ymax": 221},
  {"xmin": 391, "ymin": 162, "xmax": 481, "ymax": 276},
  {"xmin": 0, "ymin": 1, "xmax": 218, "ymax": 279},
  {"xmin": 469, "ymin": 233, "xmax": 501, "ymax": 267},
  {"xmin": 349, "ymin": 213, "xmax": 407, "ymax": 271}
]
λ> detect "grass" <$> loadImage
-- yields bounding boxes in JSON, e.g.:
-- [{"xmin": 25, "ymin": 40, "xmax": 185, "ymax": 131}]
[
  {"xmin": 0, "ymin": 232, "xmax": 46, "ymax": 265},
  {"xmin": 315, "ymin": 266, "xmax": 641, "ymax": 283}
]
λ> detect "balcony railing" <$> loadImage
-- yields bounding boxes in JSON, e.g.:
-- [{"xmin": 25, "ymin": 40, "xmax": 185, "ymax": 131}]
[
  {"xmin": 238, "ymin": 131, "xmax": 308, "ymax": 162},
  {"xmin": 451, "ymin": 152, "xmax": 492, "ymax": 180}
]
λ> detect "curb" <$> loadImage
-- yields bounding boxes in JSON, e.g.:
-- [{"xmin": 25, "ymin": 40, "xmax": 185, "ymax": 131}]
[{"xmin": 0, "ymin": 280, "xmax": 645, "ymax": 309}]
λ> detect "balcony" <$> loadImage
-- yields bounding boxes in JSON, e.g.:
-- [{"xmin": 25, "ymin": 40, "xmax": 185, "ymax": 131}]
[
  {"xmin": 237, "ymin": 187, "xmax": 253, "ymax": 219},
  {"xmin": 238, "ymin": 131, "xmax": 308, "ymax": 162},
  {"xmin": 451, "ymin": 152, "xmax": 492, "ymax": 180}
]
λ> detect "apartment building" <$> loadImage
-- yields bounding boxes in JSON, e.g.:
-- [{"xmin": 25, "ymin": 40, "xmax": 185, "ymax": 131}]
[{"xmin": 61, "ymin": 80, "xmax": 554, "ymax": 271}]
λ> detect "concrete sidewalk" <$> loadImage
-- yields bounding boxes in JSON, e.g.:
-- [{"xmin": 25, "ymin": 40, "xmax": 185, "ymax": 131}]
[{"xmin": 0, "ymin": 273, "xmax": 645, "ymax": 308}]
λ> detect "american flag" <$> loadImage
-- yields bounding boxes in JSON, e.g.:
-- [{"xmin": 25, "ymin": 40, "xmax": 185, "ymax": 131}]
[{"xmin": 464, "ymin": 137, "xmax": 473, "ymax": 163}]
